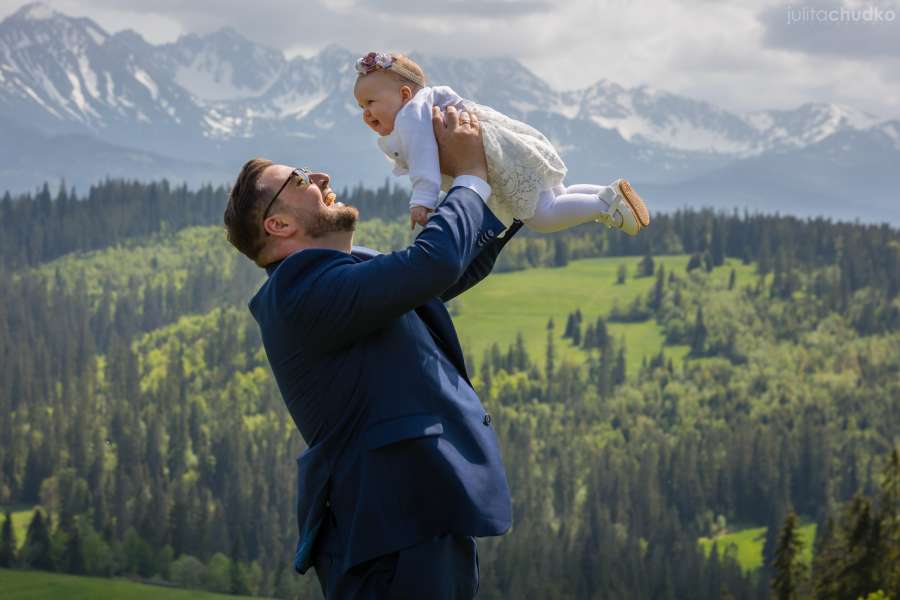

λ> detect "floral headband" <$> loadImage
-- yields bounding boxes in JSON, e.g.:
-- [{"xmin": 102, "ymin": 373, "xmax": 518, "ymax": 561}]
[{"xmin": 355, "ymin": 52, "xmax": 426, "ymax": 87}]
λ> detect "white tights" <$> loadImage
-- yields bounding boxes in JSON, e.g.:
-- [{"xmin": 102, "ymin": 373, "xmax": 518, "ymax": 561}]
[{"xmin": 524, "ymin": 183, "xmax": 619, "ymax": 233}]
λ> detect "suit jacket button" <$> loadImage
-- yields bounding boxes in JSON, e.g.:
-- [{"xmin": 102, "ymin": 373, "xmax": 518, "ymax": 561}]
[{"xmin": 483, "ymin": 414, "xmax": 492, "ymax": 426}]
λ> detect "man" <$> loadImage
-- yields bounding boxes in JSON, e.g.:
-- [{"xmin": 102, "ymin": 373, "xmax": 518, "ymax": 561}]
[{"xmin": 224, "ymin": 106, "xmax": 520, "ymax": 599}]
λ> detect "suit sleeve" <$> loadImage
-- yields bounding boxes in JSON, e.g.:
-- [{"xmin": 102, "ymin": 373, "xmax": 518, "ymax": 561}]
[
  {"xmin": 440, "ymin": 219, "xmax": 523, "ymax": 302},
  {"xmin": 295, "ymin": 186, "xmax": 505, "ymax": 352}
]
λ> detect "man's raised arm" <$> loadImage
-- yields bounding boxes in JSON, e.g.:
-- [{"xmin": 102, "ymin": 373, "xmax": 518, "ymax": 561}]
[
  {"xmin": 289, "ymin": 107, "xmax": 505, "ymax": 351},
  {"xmin": 441, "ymin": 219, "xmax": 523, "ymax": 302}
]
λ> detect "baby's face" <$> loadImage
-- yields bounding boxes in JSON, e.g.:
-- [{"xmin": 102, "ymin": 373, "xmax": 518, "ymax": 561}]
[{"xmin": 354, "ymin": 72, "xmax": 409, "ymax": 136}]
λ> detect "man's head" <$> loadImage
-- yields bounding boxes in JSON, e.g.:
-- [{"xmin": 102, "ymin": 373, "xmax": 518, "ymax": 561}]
[{"xmin": 224, "ymin": 158, "xmax": 359, "ymax": 266}]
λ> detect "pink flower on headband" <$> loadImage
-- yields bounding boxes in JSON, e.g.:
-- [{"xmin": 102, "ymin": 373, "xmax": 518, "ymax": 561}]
[{"xmin": 355, "ymin": 51, "xmax": 393, "ymax": 75}]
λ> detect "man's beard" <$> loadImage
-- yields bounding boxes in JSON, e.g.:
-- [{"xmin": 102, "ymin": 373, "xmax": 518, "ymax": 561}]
[{"xmin": 303, "ymin": 204, "xmax": 359, "ymax": 238}]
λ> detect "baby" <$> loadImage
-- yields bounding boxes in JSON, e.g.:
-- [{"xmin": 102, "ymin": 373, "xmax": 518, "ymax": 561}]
[{"xmin": 353, "ymin": 51, "xmax": 650, "ymax": 234}]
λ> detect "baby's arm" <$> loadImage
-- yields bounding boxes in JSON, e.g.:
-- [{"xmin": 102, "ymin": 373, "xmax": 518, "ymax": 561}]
[{"xmin": 396, "ymin": 102, "xmax": 443, "ymax": 227}]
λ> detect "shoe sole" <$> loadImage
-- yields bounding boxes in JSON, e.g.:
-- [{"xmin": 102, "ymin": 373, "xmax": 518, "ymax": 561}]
[{"xmin": 617, "ymin": 180, "xmax": 651, "ymax": 229}]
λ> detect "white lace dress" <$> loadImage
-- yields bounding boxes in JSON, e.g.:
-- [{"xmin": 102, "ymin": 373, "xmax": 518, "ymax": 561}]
[{"xmin": 375, "ymin": 86, "xmax": 568, "ymax": 227}]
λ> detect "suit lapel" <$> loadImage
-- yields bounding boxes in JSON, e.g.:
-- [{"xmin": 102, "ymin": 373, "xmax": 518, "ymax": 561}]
[{"xmin": 415, "ymin": 300, "xmax": 472, "ymax": 386}]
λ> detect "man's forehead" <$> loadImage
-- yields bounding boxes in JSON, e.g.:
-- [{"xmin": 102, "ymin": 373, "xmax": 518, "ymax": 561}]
[
  {"xmin": 265, "ymin": 163, "xmax": 291, "ymax": 177},
  {"xmin": 261, "ymin": 164, "xmax": 292, "ymax": 187}
]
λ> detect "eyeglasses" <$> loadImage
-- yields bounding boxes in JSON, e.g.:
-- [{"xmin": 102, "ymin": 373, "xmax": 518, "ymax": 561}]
[{"xmin": 261, "ymin": 167, "xmax": 312, "ymax": 235}]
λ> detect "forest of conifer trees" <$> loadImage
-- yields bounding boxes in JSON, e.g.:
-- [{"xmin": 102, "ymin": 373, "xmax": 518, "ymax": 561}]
[{"xmin": 0, "ymin": 179, "xmax": 898, "ymax": 599}]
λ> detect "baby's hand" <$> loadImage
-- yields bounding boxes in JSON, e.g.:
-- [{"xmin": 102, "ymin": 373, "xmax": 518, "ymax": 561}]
[{"xmin": 410, "ymin": 206, "xmax": 433, "ymax": 229}]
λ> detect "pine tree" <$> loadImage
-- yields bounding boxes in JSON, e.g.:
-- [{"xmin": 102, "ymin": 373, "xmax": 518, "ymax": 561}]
[
  {"xmin": 686, "ymin": 253, "xmax": 702, "ymax": 272},
  {"xmin": 582, "ymin": 324, "xmax": 595, "ymax": 350},
  {"xmin": 640, "ymin": 252, "xmax": 655, "ymax": 277},
  {"xmin": 814, "ymin": 495, "xmax": 885, "ymax": 600},
  {"xmin": 61, "ymin": 521, "xmax": 86, "ymax": 574},
  {"xmin": 0, "ymin": 510, "xmax": 16, "ymax": 567},
  {"xmin": 841, "ymin": 496, "xmax": 883, "ymax": 599},
  {"xmin": 563, "ymin": 313, "xmax": 575, "ymax": 339},
  {"xmin": 513, "ymin": 332, "xmax": 529, "ymax": 371},
  {"xmin": 707, "ymin": 542, "xmax": 723, "ymax": 600},
  {"xmin": 617, "ymin": 263, "xmax": 627, "ymax": 284},
  {"xmin": 758, "ymin": 231, "xmax": 773, "ymax": 275},
  {"xmin": 614, "ymin": 346, "xmax": 626, "ymax": 386},
  {"xmin": 702, "ymin": 250, "xmax": 714, "ymax": 272},
  {"xmin": 728, "ymin": 268, "xmax": 736, "ymax": 290},
  {"xmin": 545, "ymin": 318, "xmax": 556, "ymax": 390},
  {"xmin": 651, "ymin": 265, "xmax": 665, "ymax": 310},
  {"xmin": 690, "ymin": 306, "xmax": 707, "ymax": 356},
  {"xmin": 571, "ymin": 320, "xmax": 582, "ymax": 346},
  {"xmin": 771, "ymin": 511, "xmax": 806, "ymax": 600},
  {"xmin": 595, "ymin": 317, "xmax": 609, "ymax": 349},
  {"xmin": 597, "ymin": 342, "xmax": 615, "ymax": 399},
  {"xmin": 230, "ymin": 536, "xmax": 250, "ymax": 595},
  {"xmin": 553, "ymin": 237, "xmax": 569, "ymax": 267},
  {"xmin": 877, "ymin": 447, "xmax": 900, "ymax": 594},
  {"xmin": 711, "ymin": 222, "xmax": 725, "ymax": 266},
  {"xmin": 22, "ymin": 509, "xmax": 53, "ymax": 571}
]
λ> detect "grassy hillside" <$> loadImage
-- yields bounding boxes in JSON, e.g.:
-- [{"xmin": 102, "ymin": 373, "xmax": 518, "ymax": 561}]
[
  {"xmin": 0, "ymin": 507, "xmax": 33, "ymax": 549},
  {"xmin": 0, "ymin": 569, "xmax": 264, "ymax": 600},
  {"xmin": 698, "ymin": 522, "xmax": 818, "ymax": 573},
  {"xmin": 454, "ymin": 255, "xmax": 755, "ymax": 376},
  {"xmin": 23, "ymin": 220, "xmax": 412, "ymax": 311},
  {"xmin": 26, "ymin": 219, "xmax": 755, "ymax": 378}
]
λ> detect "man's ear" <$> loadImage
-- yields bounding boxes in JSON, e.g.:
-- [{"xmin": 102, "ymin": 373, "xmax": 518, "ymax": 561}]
[{"xmin": 263, "ymin": 214, "xmax": 295, "ymax": 238}]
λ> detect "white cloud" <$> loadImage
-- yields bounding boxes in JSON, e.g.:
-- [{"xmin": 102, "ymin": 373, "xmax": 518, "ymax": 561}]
[{"xmin": 1, "ymin": 0, "xmax": 898, "ymax": 119}]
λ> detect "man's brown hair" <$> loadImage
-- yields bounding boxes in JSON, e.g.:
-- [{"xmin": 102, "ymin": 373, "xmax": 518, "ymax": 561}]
[{"xmin": 224, "ymin": 157, "xmax": 273, "ymax": 264}]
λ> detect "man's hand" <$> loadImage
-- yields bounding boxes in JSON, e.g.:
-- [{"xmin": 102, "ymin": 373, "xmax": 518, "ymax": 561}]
[
  {"xmin": 409, "ymin": 205, "xmax": 433, "ymax": 229},
  {"xmin": 432, "ymin": 106, "xmax": 488, "ymax": 181}
]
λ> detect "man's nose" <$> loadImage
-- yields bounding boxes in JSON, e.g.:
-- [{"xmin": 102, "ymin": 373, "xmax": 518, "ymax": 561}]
[{"xmin": 311, "ymin": 172, "xmax": 330, "ymax": 190}]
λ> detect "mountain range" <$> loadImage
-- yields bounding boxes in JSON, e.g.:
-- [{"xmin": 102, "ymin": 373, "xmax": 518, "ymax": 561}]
[{"xmin": 1, "ymin": 2, "xmax": 898, "ymax": 223}]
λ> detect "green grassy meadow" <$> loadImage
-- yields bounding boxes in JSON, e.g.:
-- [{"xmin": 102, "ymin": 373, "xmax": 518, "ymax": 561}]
[
  {"xmin": 454, "ymin": 255, "xmax": 754, "ymax": 376},
  {"xmin": 0, "ymin": 507, "xmax": 34, "ymax": 550},
  {"xmin": 0, "ymin": 569, "xmax": 264, "ymax": 600},
  {"xmin": 698, "ymin": 522, "xmax": 818, "ymax": 573}
]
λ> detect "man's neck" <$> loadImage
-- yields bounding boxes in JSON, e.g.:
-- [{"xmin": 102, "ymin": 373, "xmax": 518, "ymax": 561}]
[
  {"xmin": 300, "ymin": 231, "xmax": 354, "ymax": 254},
  {"xmin": 264, "ymin": 232, "xmax": 354, "ymax": 266}
]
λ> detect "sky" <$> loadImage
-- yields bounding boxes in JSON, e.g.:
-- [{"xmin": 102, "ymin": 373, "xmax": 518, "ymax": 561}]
[{"xmin": 2, "ymin": 0, "xmax": 899, "ymax": 120}]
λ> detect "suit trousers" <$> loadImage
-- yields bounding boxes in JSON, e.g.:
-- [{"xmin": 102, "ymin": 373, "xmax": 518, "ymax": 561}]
[{"xmin": 313, "ymin": 528, "xmax": 480, "ymax": 599}]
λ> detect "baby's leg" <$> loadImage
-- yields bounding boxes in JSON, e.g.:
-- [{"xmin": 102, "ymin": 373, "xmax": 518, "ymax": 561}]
[
  {"xmin": 564, "ymin": 184, "xmax": 618, "ymax": 199},
  {"xmin": 524, "ymin": 184, "xmax": 618, "ymax": 234}
]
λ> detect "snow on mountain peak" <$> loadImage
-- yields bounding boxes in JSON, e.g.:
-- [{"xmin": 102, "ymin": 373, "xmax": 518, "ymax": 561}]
[
  {"xmin": 13, "ymin": 2, "xmax": 56, "ymax": 21},
  {"xmin": 163, "ymin": 28, "xmax": 286, "ymax": 102},
  {"xmin": 3, "ymin": 3, "xmax": 110, "ymax": 51},
  {"xmin": 873, "ymin": 120, "xmax": 900, "ymax": 150},
  {"xmin": 821, "ymin": 102, "xmax": 879, "ymax": 130},
  {"xmin": 0, "ymin": 10, "xmax": 889, "ymax": 164}
]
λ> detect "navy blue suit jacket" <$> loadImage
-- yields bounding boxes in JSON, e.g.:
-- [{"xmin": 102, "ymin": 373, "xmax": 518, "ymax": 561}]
[{"xmin": 249, "ymin": 187, "xmax": 521, "ymax": 575}]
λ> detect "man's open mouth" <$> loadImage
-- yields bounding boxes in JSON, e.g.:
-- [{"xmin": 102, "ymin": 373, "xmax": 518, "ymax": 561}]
[{"xmin": 323, "ymin": 190, "xmax": 336, "ymax": 206}]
